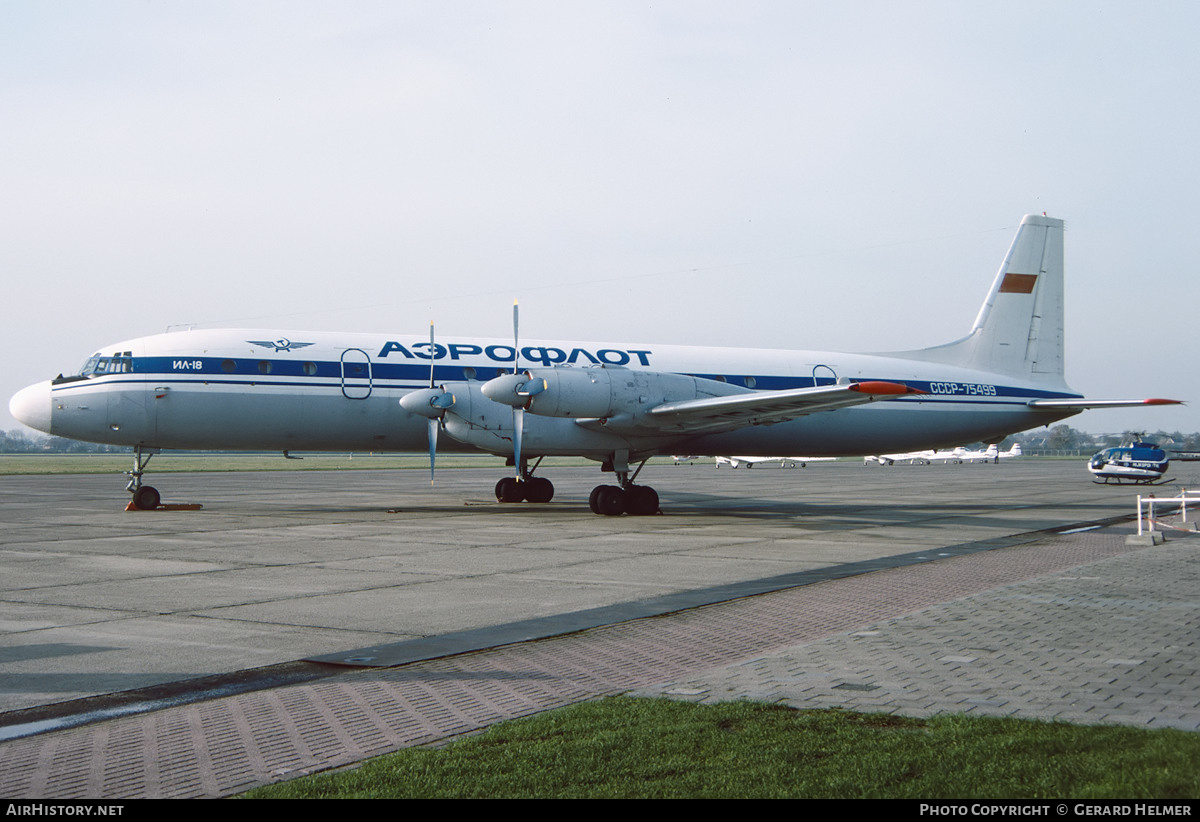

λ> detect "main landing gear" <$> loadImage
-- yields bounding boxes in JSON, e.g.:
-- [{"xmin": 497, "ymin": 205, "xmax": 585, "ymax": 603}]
[
  {"xmin": 495, "ymin": 456, "xmax": 555, "ymax": 504},
  {"xmin": 492, "ymin": 453, "xmax": 661, "ymax": 515},
  {"xmin": 589, "ymin": 483, "xmax": 659, "ymax": 516},
  {"xmin": 125, "ymin": 446, "xmax": 161, "ymax": 510},
  {"xmin": 495, "ymin": 475, "xmax": 555, "ymax": 503},
  {"xmin": 588, "ymin": 457, "xmax": 660, "ymax": 516}
]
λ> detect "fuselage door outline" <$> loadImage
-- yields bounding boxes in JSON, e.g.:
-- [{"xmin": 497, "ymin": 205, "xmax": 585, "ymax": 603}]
[
  {"xmin": 340, "ymin": 348, "xmax": 373, "ymax": 399},
  {"xmin": 812, "ymin": 364, "xmax": 838, "ymax": 387}
]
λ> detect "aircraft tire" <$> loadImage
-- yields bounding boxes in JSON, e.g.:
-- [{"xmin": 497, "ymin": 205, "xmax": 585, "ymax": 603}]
[
  {"xmin": 496, "ymin": 477, "xmax": 525, "ymax": 503},
  {"xmin": 625, "ymin": 485, "xmax": 659, "ymax": 516},
  {"xmin": 525, "ymin": 476, "xmax": 554, "ymax": 503},
  {"xmin": 592, "ymin": 485, "xmax": 626, "ymax": 516},
  {"xmin": 132, "ymin": 485, "xmax": 160, "ymax": 510}
]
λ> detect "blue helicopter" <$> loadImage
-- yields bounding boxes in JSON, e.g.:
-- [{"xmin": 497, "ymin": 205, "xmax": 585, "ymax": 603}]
[{"xmin": 1087, "ymin": 441, "xmax": 1172, "ymax": 485}]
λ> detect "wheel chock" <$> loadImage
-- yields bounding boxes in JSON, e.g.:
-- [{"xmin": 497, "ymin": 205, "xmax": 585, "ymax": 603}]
[{"xmin": 124, "ymin": 502, "xmax": 203, "ymax": 511}]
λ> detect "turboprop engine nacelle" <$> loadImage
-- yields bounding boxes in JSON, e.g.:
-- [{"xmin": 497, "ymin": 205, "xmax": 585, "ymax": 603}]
[
  {"xmin": 481, "ymin": 366, "xmax": 748, "ymax": 421},
  {"xmin": 398, "ymin": 386, "xmax": 456, "ymax": 418},
  {"xmin": 436, "ymin": 379, "xmax": 648, "ymax": 457}
]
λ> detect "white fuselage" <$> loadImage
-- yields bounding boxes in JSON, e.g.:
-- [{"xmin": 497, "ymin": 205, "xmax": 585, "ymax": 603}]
[{"xmin": 13, "ymin": 327, "xmax": 1080, "ymax": 460}]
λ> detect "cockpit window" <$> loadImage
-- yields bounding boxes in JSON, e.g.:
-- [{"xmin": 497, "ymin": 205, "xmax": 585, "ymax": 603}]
[{"xmin": 78, "ymin": 354, "xmax": 132, "ymax": 376}]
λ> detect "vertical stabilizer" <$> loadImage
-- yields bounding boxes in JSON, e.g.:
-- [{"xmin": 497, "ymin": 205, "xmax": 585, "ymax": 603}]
[{"xmin": 902, "ymin": 215, "xmax": 1067, "ymax": 386}]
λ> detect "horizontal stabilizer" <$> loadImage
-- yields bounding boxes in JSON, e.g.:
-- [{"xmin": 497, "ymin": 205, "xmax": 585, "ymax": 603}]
[{"xmin": 1028, "ymin": 397, "xmax": 1182, "ymax": 411}]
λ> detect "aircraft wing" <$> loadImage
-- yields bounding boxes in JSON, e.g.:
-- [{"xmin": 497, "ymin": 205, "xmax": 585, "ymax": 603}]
[
  {"xmin": 1028, "ymin": 398, "xmax": 1182, "ymax": 411},
  {"xmin": 641, "ymin": 381, "xmax": 924, "ymax": 435}
]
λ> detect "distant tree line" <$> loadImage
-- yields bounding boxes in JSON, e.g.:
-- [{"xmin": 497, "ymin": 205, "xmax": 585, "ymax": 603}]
[
  {"xmin": 1000, "ymin": 425, "xmax": 1200, "ymax": 454},
  {"xmin": 1, "ymin": 429, "xmax": 128, "ymax": 453}
]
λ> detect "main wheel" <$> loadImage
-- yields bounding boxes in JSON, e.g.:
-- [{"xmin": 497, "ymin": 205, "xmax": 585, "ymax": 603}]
[
  {"xmin": 495, "ymin": 477, "xmax": 525, "ymax": 503},
  {"xmin": 625, "ymin": 485, "xmax": 659, "ymax": 516},
  {"xmin": 132, "ymin": 485, "xmax": 160, "ymax": 510},
  {"xmin": 591, "ymin": 484, "xmax": 626, "ymax": 516},
  {"xmin": 524, "ymin": 476, "xmax": 554, "ymax": 503}
]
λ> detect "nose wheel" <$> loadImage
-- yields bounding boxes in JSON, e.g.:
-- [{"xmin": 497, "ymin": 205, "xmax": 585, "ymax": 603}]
[
  {"xmin": 125, "ymin": 446, "xmax": 162, "ymax": 510},
  {"xmin": 131, "ymin": 485, "xmax": 161, "ymax": 510}
]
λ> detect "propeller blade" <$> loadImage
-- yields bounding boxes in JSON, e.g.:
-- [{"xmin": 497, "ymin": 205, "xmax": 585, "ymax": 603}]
[
  {"xmin": 428, "ymin": 322, "xmax": 436, "ymax": 389},
  {"xmin": 427, "ymin": 321, "xmax": 438, "ymax": 483},
  {"xmin": 513, "ymin": 407, "xmax": 524, "ymax": 481},
  {"xmin": 512, "ymin": 299, "xmax": 520, "ymax": 374},
  {"xmin": 512, "ymin": 300, "xmax": 524, "ymax": 481},
  {"xmin": 401, "ymin": 325, "xmax": 454, "ymax": 485},
  {"xmin": 427, "ymin": 418, "xmax": 438, "ymax": 485}
]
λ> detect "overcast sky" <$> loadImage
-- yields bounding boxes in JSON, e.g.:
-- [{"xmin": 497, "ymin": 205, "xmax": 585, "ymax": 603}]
[{"xmin": 3, "ymin": 1, "xmax": 1196, "ymax": 437}]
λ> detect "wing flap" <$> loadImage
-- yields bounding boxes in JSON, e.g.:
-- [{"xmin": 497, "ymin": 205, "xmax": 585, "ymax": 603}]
[{"xmin": 644, "ymin": 380, "xmax": 924, "ymax": 434}]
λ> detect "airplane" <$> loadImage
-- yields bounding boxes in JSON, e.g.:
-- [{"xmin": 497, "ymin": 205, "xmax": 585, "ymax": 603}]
[
  {"xmin": 715, "ymin": 456, "xmax": 837, "ymax": 468},
  {"xmin": 864, "ymin": 450, "xmax": 937, "ymax": 466},
  {"xmin": 1088, "ymin": 442, "xmax": 1171, "ymax": 484},
  {"xmin": 954, "ymin": 443, "xmax": 1016, "ymax": 462},
  {"xmin": 957, "ymin": 443, "xmax": 996, "ymax": 462},
  {"xmin": 867, "ymin": 442, "xmax": 1022, "ymax": 465},
  {"xmin": 8, "ymin": 214, "xmax": 1181, "ymax": 516},
  {"xmin": 997, "ymin": 443, "xmax": 1023, "ymax": 459},
  {"xmin": 926, "ymin": 447, "xmax": 970, "ymax": 464},
  {"xmin": 866, "ymin": 446, "xmax": 978, "ymax": 465},
  {"xmin": 865, "ymin": 448, "xmax": 969, "ymax": 465}
]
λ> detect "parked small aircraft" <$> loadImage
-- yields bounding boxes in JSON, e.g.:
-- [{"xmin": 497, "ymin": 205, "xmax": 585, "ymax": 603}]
[
  {"xmin": 864, "ymin": 450, "xmax": 938, "ymax": 465},
  {"xmin": 961, "ymin": 443, "xmax": 1024, "ymax": 462},
  {"xmin": 715, "ymin": 456, "xmax": 838, "ymax": 468},
  {"xmin": 9, "ymin": 215, "xmax": 1179, "ymax": 514}
]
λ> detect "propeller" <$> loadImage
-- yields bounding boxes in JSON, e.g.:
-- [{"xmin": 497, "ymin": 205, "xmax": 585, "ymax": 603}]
[{"xmin": 397, "ymin": 322, "xmax": 454, "ymax": 484}]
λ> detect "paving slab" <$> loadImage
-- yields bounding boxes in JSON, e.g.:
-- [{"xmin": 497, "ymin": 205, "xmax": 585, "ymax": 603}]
[{"xmin": 1, "ymin": 459, "xmax": 1198, "ymax": 797}]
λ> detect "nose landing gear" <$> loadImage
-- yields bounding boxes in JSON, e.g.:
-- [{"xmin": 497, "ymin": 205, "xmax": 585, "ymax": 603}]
[{"xmin": 125, "ymin": 446, "xmax": 161, "ymax": 510}]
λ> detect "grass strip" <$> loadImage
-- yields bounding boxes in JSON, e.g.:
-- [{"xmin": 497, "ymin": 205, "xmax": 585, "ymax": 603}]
[{"xmin": 240, "ymin": 696, "xmax": 1200, "ymax": 799}]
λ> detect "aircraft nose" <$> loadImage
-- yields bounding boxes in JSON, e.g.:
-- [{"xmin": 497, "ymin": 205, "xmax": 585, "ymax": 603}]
[{"xmin": 9, "ymin": 381, "xmax": 52, "ymax": 434}]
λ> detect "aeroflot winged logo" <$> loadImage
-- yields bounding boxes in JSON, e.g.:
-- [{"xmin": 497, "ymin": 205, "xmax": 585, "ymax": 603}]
[
  {"xmin": 377, "ymin": 340, "xmax": 653, "ymax": 367},
  {"xmin": 248, "ymin": 339, "xmax": 315, "ymax": 353}
]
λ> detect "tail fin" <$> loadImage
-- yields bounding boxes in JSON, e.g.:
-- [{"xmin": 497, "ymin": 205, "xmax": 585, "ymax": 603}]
[{"xmin": 900, "ymin": 215, "xmax": 1067, "ymax": 387}]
